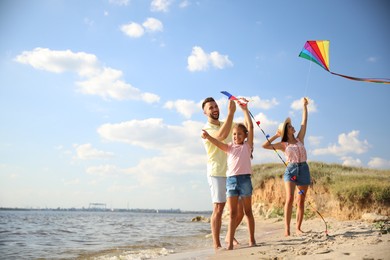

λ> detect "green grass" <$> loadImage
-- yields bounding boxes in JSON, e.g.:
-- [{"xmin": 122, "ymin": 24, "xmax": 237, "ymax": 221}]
[
  {"xmin": 251, "ymin": 161, "xmax": 390, "ymax": 206},
  {"xmin": 251, "ymin": 163, "xmax": 285, "ymax": 189}
]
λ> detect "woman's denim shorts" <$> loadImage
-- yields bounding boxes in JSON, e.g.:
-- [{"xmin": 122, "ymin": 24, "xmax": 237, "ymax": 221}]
[
  {"xmin": 284, "ymin": 162, "xmax": 311, "ymax": 186},
  {"xmin": 226, "ymin": 174, "xmax": 253, "ymax": 198}
]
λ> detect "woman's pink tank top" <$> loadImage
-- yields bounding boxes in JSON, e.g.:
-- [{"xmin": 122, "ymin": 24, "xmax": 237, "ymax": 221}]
[{"xmin": 283, "ymin": 139, "xmax": 307, "ymax": 163}]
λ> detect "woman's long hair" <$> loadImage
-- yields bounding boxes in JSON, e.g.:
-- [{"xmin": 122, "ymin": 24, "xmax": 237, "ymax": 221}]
[{"xmin": 281, "ymin": 123, "xmax": 289, "ymax": 142}]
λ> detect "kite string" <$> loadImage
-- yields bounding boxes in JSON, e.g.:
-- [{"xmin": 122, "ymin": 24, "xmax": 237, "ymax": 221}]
[{"xmin": 304, "ymin": 60, "xmax": 312, "ymax": 97}]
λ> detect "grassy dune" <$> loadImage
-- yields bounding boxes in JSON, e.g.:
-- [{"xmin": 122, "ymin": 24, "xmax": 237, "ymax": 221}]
[{"xmin": 251, "ymin": 162, "xmax": 390, "ymax": 220}]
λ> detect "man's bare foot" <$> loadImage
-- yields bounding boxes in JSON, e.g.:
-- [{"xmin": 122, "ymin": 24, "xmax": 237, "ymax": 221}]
[
  {"xmin": 214, "ymin": 246, "xmax": 226, "ymax": 252},
  {"xmin": 249, "ymin": 241, "xmax": 257, "ymax": 247}
]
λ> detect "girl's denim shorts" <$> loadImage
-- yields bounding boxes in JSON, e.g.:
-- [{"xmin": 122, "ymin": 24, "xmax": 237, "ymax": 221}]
[
  {"xmin": 226, "ymin": 174, "xmax": 253, "ymax": 198},
  {"xmin": 284, "ymin": 162, "xmax": 311, "ymax": 186}
]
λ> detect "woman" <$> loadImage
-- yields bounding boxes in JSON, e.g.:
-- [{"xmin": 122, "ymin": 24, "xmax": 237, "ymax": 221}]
[{"xmin": 262, "ymin": 97, "xmax": 310, "ymax": 236}]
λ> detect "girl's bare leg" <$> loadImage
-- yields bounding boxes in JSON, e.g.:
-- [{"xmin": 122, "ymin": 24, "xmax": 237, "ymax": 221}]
[
  {"xmin": 225, "ymin": 198, "xmax": 244, "ymax": 245},
  {"xmin": 242, "ymin": 196, "xmax": 256, "ymax": 246},
  {"xmin": 226, "ymin": 196, "xmax": 239, "ymax": 250}
]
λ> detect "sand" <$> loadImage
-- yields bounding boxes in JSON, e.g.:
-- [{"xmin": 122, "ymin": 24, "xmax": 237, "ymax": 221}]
[{"xmin": 160, "ymin": 217, "xmax": 390, "ymax": 260}]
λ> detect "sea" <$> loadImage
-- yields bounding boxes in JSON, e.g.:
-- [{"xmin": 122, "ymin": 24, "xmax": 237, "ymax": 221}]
[{"xmin": 0, "ymin": 210, "xmax": 213, "ymax": 260}]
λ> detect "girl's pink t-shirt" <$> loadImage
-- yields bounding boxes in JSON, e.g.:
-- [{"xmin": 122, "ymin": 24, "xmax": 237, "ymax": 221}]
[
  {"xmin": 282, "ymin": 139, "xmax": 307, "ymax": 163},
  {"xmin": 226, "ymin": 142, "xmax": 252, "ymax": 177}
]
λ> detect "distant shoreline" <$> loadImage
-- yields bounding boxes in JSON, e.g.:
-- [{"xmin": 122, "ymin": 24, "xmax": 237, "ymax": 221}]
[{"xmin": 0, "ymin": 207, "xmax": 212, "ymax": 214}]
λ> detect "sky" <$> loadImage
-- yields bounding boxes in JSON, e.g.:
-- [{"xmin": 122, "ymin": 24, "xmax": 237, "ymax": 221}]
[{"xmin": 0, "ymin": 0, "xmax": 389, "ymax": 211}]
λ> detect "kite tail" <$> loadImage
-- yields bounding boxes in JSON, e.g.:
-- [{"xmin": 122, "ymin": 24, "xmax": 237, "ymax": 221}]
[
  {"xmin": 330, "ymin": 71, "xmax": 390, "ymax": 84},
  {"xmin": 308, "ymin": 201, "xmax": 328, "ymax": 236}
]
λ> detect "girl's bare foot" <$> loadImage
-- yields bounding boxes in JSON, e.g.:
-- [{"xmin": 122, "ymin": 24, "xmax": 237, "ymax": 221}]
[
  {"xmin": 296, "ymin": 229, "xmax": 304, "ymax": 235},
  {"xmin": 224, "ymin": 237, "xmax": 239, "ymax": 246},
  {"xmin": 284, "ymin": 230, "xmax": 290, "ymax": 237},
  {"xmin": 249, "ymin": 240, "xmax": 257, "ymax": 247}
]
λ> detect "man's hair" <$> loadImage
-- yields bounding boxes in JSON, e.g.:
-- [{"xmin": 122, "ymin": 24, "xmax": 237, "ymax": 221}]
[{"xmin": 202, "ymin": 97, "xmax": 215, "ymax": 110}]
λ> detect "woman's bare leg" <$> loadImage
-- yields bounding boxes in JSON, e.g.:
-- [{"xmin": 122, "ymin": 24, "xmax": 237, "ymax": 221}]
[
  {"xmin": 296, "ymin": 185, "xmax": 309, "ymax": 235},
  {"xmin": 284, "ymin": 181, "xmax": 296, "ymax": 236}
]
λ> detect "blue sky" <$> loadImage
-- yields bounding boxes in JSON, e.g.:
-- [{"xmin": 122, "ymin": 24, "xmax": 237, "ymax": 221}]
[{"xmin": 0, "ymin": 0, "xmax": 389, "ymax": 211}]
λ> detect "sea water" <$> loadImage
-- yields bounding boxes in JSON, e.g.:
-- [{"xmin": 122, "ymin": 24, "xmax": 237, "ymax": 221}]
[{"xmin": 0, "ymin": 210, "xmax": 212, "ymax": 259}]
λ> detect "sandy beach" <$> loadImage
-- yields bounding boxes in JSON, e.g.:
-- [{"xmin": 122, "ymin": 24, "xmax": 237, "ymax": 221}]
[{"xmin": 160, "ymin": 217, "xmax": 390, "ymax": 260}]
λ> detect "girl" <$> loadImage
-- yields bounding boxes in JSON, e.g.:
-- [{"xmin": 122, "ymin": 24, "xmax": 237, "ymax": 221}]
[
  {"xmin": 262, "ymin": 97, "xmax": 310, "ymax": 236},
  {"xmin": 202, "ymin": 101, "xmax": 256, "ymax": 250}
]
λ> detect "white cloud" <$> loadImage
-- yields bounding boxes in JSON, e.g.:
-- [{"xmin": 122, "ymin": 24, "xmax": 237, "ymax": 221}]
[
  {"xmin": 341, "ymin": 156, "xmax": 362, "ymax": 167},
  {"xmin": 291, "ymin": 97, "xmax": 317, "ymax": 113},
  {"xmin": 368, "ymin": 157, "xmax": 390, "ymax": 169},
  {"xmin": 151, "ymin": 0, "xmax": 172, "ymax": 12},
  {"xmin": 164, "ymin": 99, "xmax": 198, "ymax": 118},
  {"xmin": 15, "ymin": 48, "xmax": 99, "ymax": 77},
  {"xmin": 187, "ymin": 46, "xmax": 233, "ymax": 72},
  {"xmin": 97, "ymin": 118, "xmax": 203, "ymax": 149},
  {"xmin": 86, "ymin": 164, "xmax": 124, "ymax": 176},
  {"xmin": 121, "ymin": 18, "xmax": 163, "ymax": 38},
  {"xmin": 247, "ymin": 96, "xmax": 278, "ymax": 110},
  {"xmin": 142, "ymin": 17, "xmax": 163, "ymax": 32},
  {"xmin": 73, "ymin": 143, "xmax": 114, "ymax": 160},
  {"xmin": 109, "ymin": 0, "xmax": 129, "ymax": 6},
  {"xmin": 308, "ymin": 136, "xmax": 323, "ymax": 146},
  {"xmin": 187, "ymin": 47, "xmax": 209, "ymax": 71},
  {"xmin": 209, "ymin": 51, "xmax": 233, "ymax": 69},
  {"xmin": 84, "ymin": 17, "xmax": 94, "ymax": 27},
  {"xmin": 96, "ymin": 119, "xmax": 206, "ymax": 179},
  {"xmin": 179, "ymin": 0, "xmax": 190, "ymax": 8},
  {"xmin": 247, "ymin": 112, "xmax": 278, "ymax": 137},
  {"xmin": 120, "ymin": 22, "xmax": 145, "ymax": 38},
  {"xmin": 312, "ymin": 130, "xmax": 370, "ymax": 156},
  {"xmin": 107, "ymin": 183, "xmax": 138, "ymax": 193},
  {"xmin": 76, "ymin": 67, "xmax": 160, "ymax": 102},
  {"xmin": 62, "ymin": 178, "xmax": 80, "ymax": 186},
  {"xmin": 15, "ymin": 48, "xmax": 160, "ymax": 103}
]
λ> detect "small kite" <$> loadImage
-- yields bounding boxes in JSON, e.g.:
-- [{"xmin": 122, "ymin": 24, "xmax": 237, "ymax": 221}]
[
  {"xmin": 220, "ymin": 91, "xmax": 249, "ymax": 106},
  {"xmin": 299, "ymin": 40, "xmax": 390, "ymax": 84}
]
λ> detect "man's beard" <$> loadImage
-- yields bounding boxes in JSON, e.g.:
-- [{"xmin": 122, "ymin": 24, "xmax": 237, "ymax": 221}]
[{"xmin": 210, "ymin": 112, "xmax": 219, "ymax": 120}]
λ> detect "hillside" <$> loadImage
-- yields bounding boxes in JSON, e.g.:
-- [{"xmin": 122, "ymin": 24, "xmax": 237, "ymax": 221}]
[{"xmin": 250, "ymin": 162, "xmax": 390, "ymax": 220}]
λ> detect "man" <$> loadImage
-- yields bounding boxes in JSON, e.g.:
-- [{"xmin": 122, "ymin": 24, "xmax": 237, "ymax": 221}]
[{"xmin": 202, "ymin": 97, "xmax": 236, "ymax": 249}]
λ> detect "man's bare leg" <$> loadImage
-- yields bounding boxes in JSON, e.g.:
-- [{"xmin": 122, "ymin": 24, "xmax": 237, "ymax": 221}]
[{"xmin": 211, "ymin": 202, "xmax": 225, "ymax": 249}]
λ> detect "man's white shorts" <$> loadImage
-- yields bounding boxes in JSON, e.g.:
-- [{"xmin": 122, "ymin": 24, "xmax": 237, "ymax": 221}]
[{"xmin": 207, "ymin": 176, "xmax": 227, "ymax": 203}]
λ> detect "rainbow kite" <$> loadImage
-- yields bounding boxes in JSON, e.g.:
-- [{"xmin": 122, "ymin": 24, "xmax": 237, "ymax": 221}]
[{"xmin": 299, "ymin": 40, "xmax": 390, "ymax": 84}]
